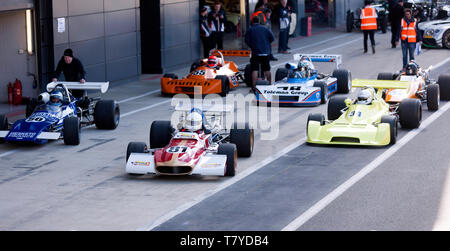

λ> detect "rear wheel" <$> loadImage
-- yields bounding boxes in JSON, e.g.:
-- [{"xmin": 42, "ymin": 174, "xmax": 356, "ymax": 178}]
[
  {"xmin": 244, "ymin": 64, "xmax": 252, "ymax": 87},
  {"xmin": 0, "ymin": 114, "xmax": 8, "ymax": 144},
  {"xmin": 381, "ymin": 115, "xmax": 398, "ymax": 144},
  {"xmin": 327, "ymin": 96, "xmax": 347, "ymax": 121},
  {"xmin": 438, "ymin": 74, "xmax": 450, "ymax": 100},
  {"xmin": 426, "ymin": 83, "xmax": 440, "ymax": 111},
  {"xmin": 399, "ymin": 98, "xmax": 422, "ymax": 129},
  {"xmin": 215, "ymin": 75, "xmax": 230, "ymax": 96},
  {"xmin": 150, "ymin": 120, "xmax": 172, "ymax": 149},
  {"xmin": 275, "ymin": 68, "xmax": 289, "ymax": 82},
  {"xmin": 63, "ymin": 117, "xmax": 80, "ymax": 145},
  {"xmin": 163, "ymin": 73, "xmax": 178, "ymax": 79},
  {"xmin": 218, "ymin": 143, "xmax": 237, "ymax": 177},
  {"xmin": 313, "ymin": 81, "xmax": 328, "ymax": 104},
  {"xmin": 94, "ymin": 100, "xmax": 120, "ymax": 129},
  {"xmin": 230, "ymin": 123, "xmax": 254, "ymax": 157},
  {"xmin": 332, "ymin": 69, "xmax": 351, "ymax": 94}
]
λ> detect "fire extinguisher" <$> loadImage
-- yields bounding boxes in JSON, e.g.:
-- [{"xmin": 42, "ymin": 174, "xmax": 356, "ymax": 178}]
[
  {"xmin": 13, "ymin": 78, "xmax": 22, "ymax": 105},
  {"xmin": 7, "ymin": 82, "xmax": 13, "ymax": 105}
]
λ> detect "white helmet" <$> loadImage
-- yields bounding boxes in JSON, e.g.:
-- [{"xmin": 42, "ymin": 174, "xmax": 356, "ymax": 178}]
[
  {"xmin": 183, "ymin": 111, "xmax": 203, "ymax": 131},
  {"xmin": 357, "ymin": 89, "xmax": 373, "ymax": 105}
]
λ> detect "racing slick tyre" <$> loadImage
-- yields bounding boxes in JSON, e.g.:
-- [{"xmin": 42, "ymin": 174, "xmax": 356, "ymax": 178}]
[
  {"xmin": 230, "ymin": 123, "xmax": 254, "ymax": 157},
  {"xmin": 218, "ymin": 143, "xmax": 237, "ymax": 177},
  {"xmin": 215, "ymin": 75, "xmax": 230, "ymax": 97},
  {"xmin": 346, "ymin": 12, "xmax": 354, "ymax": 32},
  {"xmin": 0, "ymin": 114, "xmax": 7, "ymax": 144},
  {"xmin": 438, "ymin": 74, "xmax": 450, "ymax": 100},
  {"xmin": 275, "ymin": 68, "xmax": 289, "ymax": 82},
  {"xmin": 307, "ymin": 113, "xmax": 325, "ymax": 139},
  {"xmin": 63, "ymin": 116, "xmax": 80, "ymax": 145},
  {"xmin": 443, "ymin": 30, "xmax": 450, "ymax": 49},
  {"xmin": 150, "ymin": 120, "xmax": 172, "ymax": 149},
  {"xmin": 381, "ymin": 115, "xmax": 398, "ymax": 145},
  {"xmin": 313, "ymin": 81, "xmax": 328, "ymax": 104},
  {"xmin": 126, "ymin": 142, "xmax": 147, "ymax": 176},
  {"xmin": 163, "ymin": 73, "xmax": 178, "ymax": 79},
  {"xmin": 332, "ymin": 69, "xmax": 352, "ymax": 94},
  {"xmin": 327, "ymin": 96, "xmax": 347, "ymax": 121},
  {"xmin": 399, "ymin": 98, "xmax": 422, "ymax": 129},
  {"xmin": 94, "ymin": 100, "xmax": 120, "ymax": 129},
  {"xmin": 26, "ymin": 98, "xmax": 39, "ymax": 118},
  {"xmin": 426, "ymin": 83, "xmax": 440, "ymax": 111},
  {"xmin": 377, "ymin": 72, "xmax": 395, "ymax": 80},
  {"xmin": 244, "ymin": 64, "xmax": 252, "ymax": 87}
]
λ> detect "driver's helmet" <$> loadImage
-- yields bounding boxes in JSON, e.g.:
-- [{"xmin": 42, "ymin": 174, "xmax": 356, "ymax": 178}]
[
  {"xmin": 183, "ymin": 111, "xmax": 203, "ymax": 132},
  {"xmin": 297, "ymin": 59, "xmax": 311, "ymax": 78},
  {"xmin": 357, "ymin": 89, "xmax": 373, "ymax": 105},
  {"xmin": 208, "ymin": 55, "xmax": 218, "ymax": 68},
  {"xmin": 405, "ymin": 61, "xmax": 419, "ymax": 75},
  {"xmin": 49, "ymin": 90, "xmax": 63, "ymax": 106}
]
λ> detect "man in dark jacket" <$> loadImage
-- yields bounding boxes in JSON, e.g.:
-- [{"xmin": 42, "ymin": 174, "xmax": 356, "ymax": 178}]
[
  {"xmin": 52, "ymin": 48, "xmax": 87, "ymax": 98},
  {"xmin": 209, "ymin": 1, "xmax": 227, "ymax": 50},
  {"xmin": 390, "ymin": 0, "xmax": 404, "ymax": 48},
  {"xmin": 245, "ymin": 16, "xmax": 275, "ymax": 91},
  {"xmin": 200, "ymin": 7, "xmax": 212, "ymax": 58}
]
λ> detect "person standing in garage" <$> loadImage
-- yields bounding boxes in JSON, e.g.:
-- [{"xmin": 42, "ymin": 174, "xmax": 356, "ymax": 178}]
[
  {"xmin": 361, "ymin": 0, "xmax": 378, "ymax": 54},
  {"xmin": 200, "ymin": 6, "xmax": 212, "ymax": 58},
  {"xmin": 52, "ymin": 48, "xmax": 87, "ymax": 99},
  {"xmin": 278, "ymin": 0, "xmax": 291, "ymax": 54},
  {"xmin": 209, "ymin": 1, "xmax": 227, "ymax": 50}
]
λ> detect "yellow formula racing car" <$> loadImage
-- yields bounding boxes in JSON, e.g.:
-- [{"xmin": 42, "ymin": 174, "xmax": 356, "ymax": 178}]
[{"xmin": 306, "ymin": 79, "xmax": 422, "ymax": 146}]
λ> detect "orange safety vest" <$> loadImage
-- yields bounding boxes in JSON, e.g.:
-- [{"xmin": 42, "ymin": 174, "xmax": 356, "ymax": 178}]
[
  {"xmin": 401, "ymin": 18, "xmax": 417, "ymax": 43},
  {"xmin": 360, "ymin": 6, "xmax": 377, "ymax": 30},
  {"xmin": 251, "ymin": 11, "xmax": 267, "ymax": 25}
]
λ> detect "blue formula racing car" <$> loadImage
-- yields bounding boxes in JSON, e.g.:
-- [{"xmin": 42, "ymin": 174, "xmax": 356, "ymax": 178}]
[
  {"xmin": 255, "ymin": 54, "xmax": 352, "ymax": 106},
  {"xmin": 0, "ymin": 82, "xmax": 120, "ymax": 145}
]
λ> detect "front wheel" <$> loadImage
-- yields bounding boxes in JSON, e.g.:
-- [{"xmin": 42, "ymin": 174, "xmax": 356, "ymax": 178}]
[
  {"xmin": 399, "ymin": 98, "xmax": 422, "ymax": 129},
  {"xmin": 0, "ymin": 114, "xmax": 8, "ymax": 144},
  {"xmin": 381, "ymin": 115, "xmax": 398, "ymax": 145},
  {"xmin": 218, "ymin": 143, "xmax": 237, "ymax": 177},
  {"xmin": 443, "ymin": 29, "xmax": 450, "ymax": 49},
  {"xmin": 150, "ymin": 120, "xmax": 172, "ymax": 149},
  {"xmin": 63, "ymin": 116, "xmax": 80, "ymax": 145}
]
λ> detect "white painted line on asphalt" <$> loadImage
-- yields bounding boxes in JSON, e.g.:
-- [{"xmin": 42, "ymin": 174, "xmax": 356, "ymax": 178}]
[
  {"xmin": 282, "ymin": 101, "xmax": 450, "ymax": 231},
  {"xmin": 433, "ymin": 162, "xmax": 450, "ymax": 231},
  {"xmin": 0, "ymin": 150, "xmax": 18, "ymax": 159},
  {"xmin": 143, "ymin": 136, "xmax": 307, "ymax": 231},
  {"xmin": 431, "ymin": 57, "xmax": 450, "ymax": 70},
  {"xmin": 121, "ymin": 100, "xmax": 172, "ymax": 118},
  {"xmin": 117, "ymin": 89, "xmax": 161, "ymax": 104}
]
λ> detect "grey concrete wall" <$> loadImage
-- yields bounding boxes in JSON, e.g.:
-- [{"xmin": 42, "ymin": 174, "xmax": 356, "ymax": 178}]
[
  {"xmin": 160, "ymin": 0, "xmax": 200, "ymax": 71},
  {"xmin": 51, "ymin": 0, "xmax": 141, "ymax": 82},
  {"xmin": 0, "ymin": 10, "xmax": 38, "ymax": 103}
]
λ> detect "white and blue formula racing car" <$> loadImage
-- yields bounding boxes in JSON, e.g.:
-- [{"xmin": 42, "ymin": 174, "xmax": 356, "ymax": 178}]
[{"xmin": 255, "ymin": 54, "xmax": 352, "ymax": 106}]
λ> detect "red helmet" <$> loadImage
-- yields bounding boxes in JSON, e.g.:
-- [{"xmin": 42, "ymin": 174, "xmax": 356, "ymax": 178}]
[{"xmin": 208, "ymin": 55, "xmax": 218, "ymax": 67}]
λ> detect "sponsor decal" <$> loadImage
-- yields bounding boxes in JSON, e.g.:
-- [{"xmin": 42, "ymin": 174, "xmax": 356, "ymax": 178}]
[
  {"xmin": 175, "ymin": 132, "xmax": 197, "ymax": 139},
  {"xmin": 131, "ymin": 161, "xmax": 151, "ymax": 166},
  {"xmin": 167, "ymin": 80, "xmax": 211, "ymax": 87},
  {"xmin": 263, "ymin": 90, "xmax": 309, "ymax": 96},
  {"xmin": 8, "ymin": 132, "xmax": 36, "ymax": 139},
  {"xmin": 201, "ymin": 163, "xmax": 222, "ymax": 168},
  {"xmin": 218, "ymin": 50, "xmax": 251, "ymax": 57}
]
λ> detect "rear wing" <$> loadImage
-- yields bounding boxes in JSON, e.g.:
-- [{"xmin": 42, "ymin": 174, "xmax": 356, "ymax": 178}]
[
  {"xmin": 293, "ymin": 54, "xmax": 342, "ymax": 68},
  {"xmin": 47, "ymin": 81, "xmax": 109, "ymax": 93},
  {"xmin": 352, "ymin": 79, "xmax": 410, "ymax": 90}
]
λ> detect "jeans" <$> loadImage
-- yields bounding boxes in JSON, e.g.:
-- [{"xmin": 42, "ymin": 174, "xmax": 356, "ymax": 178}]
[
  {"xmin": 401, "ymin": 42, "xmax": 416, "ymax": 68},
  {"xmin": 279, "ymin": 28, "xmax": 289, "ymax": 52}
]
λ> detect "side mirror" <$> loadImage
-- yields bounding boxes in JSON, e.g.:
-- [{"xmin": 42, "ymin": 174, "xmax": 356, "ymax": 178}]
[{"xmin": 345, "ymin": 98, "xmax": 352, "ymax": 107}]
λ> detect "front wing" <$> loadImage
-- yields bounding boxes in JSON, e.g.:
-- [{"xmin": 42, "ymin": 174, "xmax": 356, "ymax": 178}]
[
  {"xmin": 126, "ymin": 153, "xmax": 227, "ymax": 176},
  {"xmin": 307, "ymin": 121, "xmax": 391, "ymax": 146}
]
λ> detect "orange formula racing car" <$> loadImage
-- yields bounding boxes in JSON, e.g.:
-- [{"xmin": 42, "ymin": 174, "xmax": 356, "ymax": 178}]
[{"xmin": 161, "ymin": 50, "xmax": 249, "ymax": 96}]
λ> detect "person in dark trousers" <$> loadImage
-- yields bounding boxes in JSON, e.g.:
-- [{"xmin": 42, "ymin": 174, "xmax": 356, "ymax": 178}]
[
  {"xmin": 245, "ymin": 16, "xmax": 275, "ymax": 92},
  {"xmin": 278, "ymin": 0, "xmax": 291, "ymax": 54},
  {"xmin": 52, "ymin": 48, "xmax": 87, "ymax": 99},
  {"xmin": 398, "ymin": 8, "xmax": 422, "ymax": 71},
  {"xmin": 253, "ymin": 0, "xmax": 278, "ymax": 61},
  {"xmin": 200, "ymin": 7, "xmax": 212, "ymax": 58},
  {"xmin": 360, "ymin": 0, "xmax": 378, "ymax": 54},
  {"xmin": 390, "ymin": 0, "xmax": 404, "ymax": 48},
  {"xmin": 209, "ymin": 1, "xmax": 227, "ymax": 50}
]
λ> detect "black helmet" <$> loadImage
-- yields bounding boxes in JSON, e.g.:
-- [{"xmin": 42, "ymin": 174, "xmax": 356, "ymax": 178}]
[{"xmin": 405, "ymin": 61, "xmax": 418, "ymax": 75}]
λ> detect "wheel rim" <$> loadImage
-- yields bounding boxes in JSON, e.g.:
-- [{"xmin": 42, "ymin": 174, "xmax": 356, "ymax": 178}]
[
  {"xmin": 445, "ymin": 32, "xmax": 450, "ymax": 48},
  {"xmin": 250, "ymin": 130, "xmax": 254, "ymax": 153}
]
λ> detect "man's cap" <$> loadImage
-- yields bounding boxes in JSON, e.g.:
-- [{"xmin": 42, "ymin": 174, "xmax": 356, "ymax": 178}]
[{"xmin": 63, "ymin": 48, "xmax": 73, "ymax": 57}]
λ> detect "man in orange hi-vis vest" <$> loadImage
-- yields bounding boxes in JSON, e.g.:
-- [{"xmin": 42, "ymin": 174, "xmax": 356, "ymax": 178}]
[
  {"xmin": 399, "ymin": 8, "xmax": 422, "ymax": 71},
  {"xmin": 361, "ymin": 0, "xmax": 377, "ymax": 54}
]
